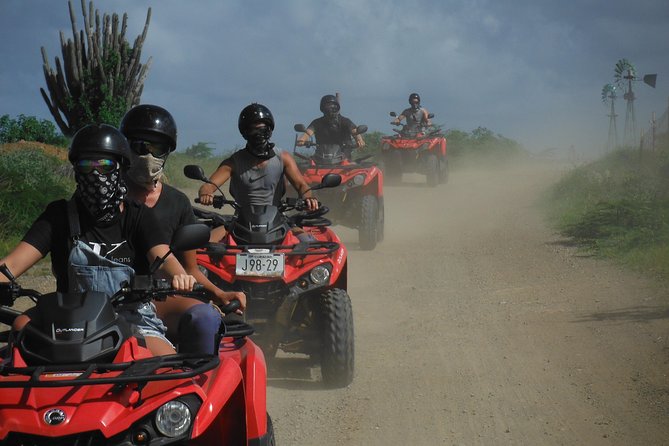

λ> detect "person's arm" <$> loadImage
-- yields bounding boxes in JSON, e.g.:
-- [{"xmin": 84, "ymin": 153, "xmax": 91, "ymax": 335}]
[
  {"xmin": 352, "ymin": 129, "xmax": 366, "ymax": 148},
  {"xmin": 0, "ymin": 242, "xmax": 44, "ymax": 282},
  {"xmin": 296, "ymin": 128, "xmax": 315, "ymax": 146},
  {"xmin": 348, "ymin": 119, "xmax": 365, "ymax": 148},
  {"xmin": 147, "ymin": 244, "xmax": 196, "ymax": 292},
  {"xmin": 198, "ymin": 160, "xmax": 233, "ymax": 206},
  {"xmin": 393, "ymin": 113, "xmax": 406, "ymax": 125},
  {"xmin": 281, "ymin": 152, "xmax": 319, "ymax": 211},
  {"xmin": 423, "ymin": 109, "xmax": 432, "ymax": 126},
  {"xmin": 181, "ymin": 249, "xmax": 246, "ymax": 311}
]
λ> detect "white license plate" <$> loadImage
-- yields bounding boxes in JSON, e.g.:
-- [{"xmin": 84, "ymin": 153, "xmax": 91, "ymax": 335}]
[{"xmin": 235, "ymin": 253, "xmax": 285, "ymax": 277}]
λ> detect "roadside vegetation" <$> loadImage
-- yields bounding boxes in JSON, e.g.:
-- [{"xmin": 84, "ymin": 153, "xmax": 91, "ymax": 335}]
[{"xmin": 544, "ymin": 134, "xmax": 669, "ymax": 280}]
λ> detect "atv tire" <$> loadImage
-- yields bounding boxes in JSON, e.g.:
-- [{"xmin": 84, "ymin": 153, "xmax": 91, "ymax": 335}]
[
  {"xmin": 426, "ymin": 153, "xmax": 439, "ymax": 187},
  {"xmin": 266, "ymin": 413, "xmax": 276, "ymax": 446},
  {"xmin": 319, "ymin": 288, "xmax": 354, "ymax": 388},
  {"xmin": 377, "ymin": 196, "xmax": 385, "ymax": 243},
  {"xmin": 359, "ymin": 195, "xmax": 378, "ymax": 250},
  {"xmin": 439, "ymin": 157, "xmax": 449, "ymax": 184},
  {"xmin": 382, "ymin": 148, "xmax": 402, "ymax": 185}
]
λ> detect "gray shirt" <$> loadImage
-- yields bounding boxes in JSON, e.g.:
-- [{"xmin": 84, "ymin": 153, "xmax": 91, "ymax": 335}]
[{"xmin": 228, "ymin": 148, "xmax": 285, "ymax": 209}]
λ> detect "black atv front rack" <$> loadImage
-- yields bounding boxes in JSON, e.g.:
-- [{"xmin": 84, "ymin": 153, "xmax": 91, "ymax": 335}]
[
  {"xmin": 201, "ymin": 241, "xmax": 340, "ymax": 257},
  {"xmin": 0, "ymin": 353, "xmax": 219, "ymax": 388}
]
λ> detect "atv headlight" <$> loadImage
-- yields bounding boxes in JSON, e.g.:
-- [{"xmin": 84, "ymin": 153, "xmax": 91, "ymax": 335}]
[
  {"xmin": 155, "ymin": 400, "xmax": 191, "ymax": 438},
  {"xmin": 310, "ymin": 265, "xmax": 331, "ymax": 285},
  {"xmin": 352, "ymin": 174, "xmax": 365, "ymax": 186}
]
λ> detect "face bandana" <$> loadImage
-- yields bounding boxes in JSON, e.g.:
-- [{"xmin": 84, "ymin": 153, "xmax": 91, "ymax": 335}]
[
  {"xmin": 126, "ymin": 152, "xmax": 166, "ymax": 190},
  {"xmin": 75, "ymin": 168, "xmax": 127, "ymax": 223}
]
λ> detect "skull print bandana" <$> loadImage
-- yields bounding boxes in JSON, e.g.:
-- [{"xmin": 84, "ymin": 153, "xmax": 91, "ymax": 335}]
[{"xmin": 74, "ymin": 168, "xmax": 127, "ymax": 223}]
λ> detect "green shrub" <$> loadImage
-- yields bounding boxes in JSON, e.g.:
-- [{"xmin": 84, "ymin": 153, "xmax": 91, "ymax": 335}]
[
  {"xmin": 163, "ymin": 152, "xmax": 226, "ymax": 189},
  {"xmin": 0, "ymin": 150, "xmax": 74, "ymax": 255},
  {"xmin": 184, "ymin": 142, "xmax": 215, "ymax": 159},
  {"xmin": 0, "ymin": 114, "xmax": 68, "ymax": 146},
  {"xmin": 544, "ymin": 145, "xmax": 669, "ymax": 280}
]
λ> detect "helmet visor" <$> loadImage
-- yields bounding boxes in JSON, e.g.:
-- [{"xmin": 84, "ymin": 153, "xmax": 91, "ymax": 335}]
[{"xmin": 130, "ymin": 140, "xmax": 172, "ymax": 158}]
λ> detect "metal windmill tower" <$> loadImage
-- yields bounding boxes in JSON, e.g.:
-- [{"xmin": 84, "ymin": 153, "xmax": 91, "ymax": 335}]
[
  {"xmin": 601, "ymin": 83, "xmax": 618, "ymax": 152},
  {"xmin": 613, "ymin": 58, "xmax": 657, "ymax": 147},
  {"xmin": 614, "ymin": 59, "xmax": 637, "ymax": 146}
]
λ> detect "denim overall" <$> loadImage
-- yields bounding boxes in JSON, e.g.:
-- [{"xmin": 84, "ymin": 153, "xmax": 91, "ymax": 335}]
[{"xmin": 66, "ymin": 200, "xmax": 170, "ymax": 344}]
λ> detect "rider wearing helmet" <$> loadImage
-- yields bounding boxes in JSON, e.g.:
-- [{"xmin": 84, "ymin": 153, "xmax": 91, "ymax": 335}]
[
  {"xmin": 1, "ymin": 124, "xmax": 197, "ymax": 356},
  {"xmin": 198, "ymin": 103, "xmax": 318, "ymax": 215},
  {"xmin": 296, "ymin": 94, "xmax": 366, "ymax": 153},
  {"xmin": 120, "ymin": 105, "xmax": 246, "ymax": 355},
  {"xmin": 393, "ymin": 92, "xmax": 432, "ymax": 130}
]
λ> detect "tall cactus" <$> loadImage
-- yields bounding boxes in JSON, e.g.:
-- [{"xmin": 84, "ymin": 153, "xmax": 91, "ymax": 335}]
[{"xmin": 40, "ymin": 0, "xmax": 152, "ymax": 136}]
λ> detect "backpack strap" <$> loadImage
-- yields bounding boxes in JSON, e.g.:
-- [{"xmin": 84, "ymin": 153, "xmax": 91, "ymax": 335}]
[{"xmin": 66, "ymin": 198, "xmax": 81, "ymax": 246}]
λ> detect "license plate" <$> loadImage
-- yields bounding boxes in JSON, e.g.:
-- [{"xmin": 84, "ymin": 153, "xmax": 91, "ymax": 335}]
[{"xmin": 236, "ymin": 253, "xmax": 285, "ymax": 277}]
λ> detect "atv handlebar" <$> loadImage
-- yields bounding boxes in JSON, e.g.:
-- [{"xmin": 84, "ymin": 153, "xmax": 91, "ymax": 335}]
[
  {"xmin": 195, "ymin": 196, "xmax": 239, "ymax": 211},
  {"xmin": 0, "ymin": 276, "xmax": 241, "ymax": 316},
  {"xmin": 0, "ymin": 282, "xmax": 40, "ymax": 306},
  {"xmin": 114, "ymin": 277, "xmax": 242, "ymax": 314},
  {"xmin": 298, "ymin": 140, "xmax": 359, "ymax": 151}
]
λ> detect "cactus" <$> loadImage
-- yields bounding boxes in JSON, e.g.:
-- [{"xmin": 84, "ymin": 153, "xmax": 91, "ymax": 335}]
[{"xmin": 40, "ymin": 0, "xmax": 152, "ymax": 136}]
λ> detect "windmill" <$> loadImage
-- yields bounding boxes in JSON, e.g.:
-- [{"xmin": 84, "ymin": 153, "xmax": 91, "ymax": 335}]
[
  {"xmin": 601, "ymin": 83, "xmax": 618, "ymax": 152},
  {"xmin": 613, "ymin": 58, "xmax": 657, "ymax": 147}
]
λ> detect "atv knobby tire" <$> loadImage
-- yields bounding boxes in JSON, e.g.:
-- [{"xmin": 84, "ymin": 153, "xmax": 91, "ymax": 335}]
[
  {"xmin": 425, "ymin": 153, "xmax": 439, "ymax": 187},
  {"xmin": 377, "ymin": 197, "xmax": 385, "ymax": 243},
  {"xmin": 382, "ymin": 147, "xmax": 402, "ymax": 185},
  {"xmin": 266, "ymin": 413, "xmax": 276, "ymax": 446},
  {"xmin": 359, "ymin": 195, "xmax": 378, "ymax": 250},
  {"xmin": 439, "ymin": 157, "xmax": 449, "ymax": 184},
  {"xmin": 319, "ymin": 288, "xmax": 354, "ymax": 388}
]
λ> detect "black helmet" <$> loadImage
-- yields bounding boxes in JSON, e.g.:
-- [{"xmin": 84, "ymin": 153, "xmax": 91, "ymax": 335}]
[
  {"xmin": 320, "ymin": 94, "xmax": 340, "ymax": 116},
  {"xmin": 68, "ymin": 124, "xmax": 131, "ymax": 166},
  {"xmin": 119, "ymin": 104, "xmax": 177, "ymax": 151},
  {"xmin": 238, "ymin": 103, "xmax": 275, "ymax": 139},
  {"xmin": 409, "ymin": 93, "xmax": 421, "ymax": 105}
]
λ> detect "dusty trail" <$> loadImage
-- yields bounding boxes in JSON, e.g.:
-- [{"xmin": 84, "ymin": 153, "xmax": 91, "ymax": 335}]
[{"xmin": 267, "ymin": 160, "xmax": 669, "ymax": 445}]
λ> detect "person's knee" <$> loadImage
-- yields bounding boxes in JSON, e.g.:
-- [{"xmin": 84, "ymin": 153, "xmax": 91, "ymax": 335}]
[{"xmin": 178, "ymin": 304, "xmax": 221, "ymax": 354}]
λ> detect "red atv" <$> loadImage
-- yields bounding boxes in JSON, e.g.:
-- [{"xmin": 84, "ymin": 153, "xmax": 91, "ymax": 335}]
[
  {"xmin": 380, "ymin": 112, "xmax": 448, "ymax": 186},
  {"xmin": 0, "ymin": 225, "xmax": 274, "ymax": 446},
  {"xmin": 292, "ymin": 123, "xmax": 384, "ymax": 251},
  {"xmin": 185, "ymin": 166, "xmax": 354, "ymax": 388}
]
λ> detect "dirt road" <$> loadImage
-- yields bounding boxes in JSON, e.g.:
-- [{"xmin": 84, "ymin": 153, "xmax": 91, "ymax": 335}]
[{"xmin": 267, "ymin": 161, "xmax": 669, "ymax": 445}]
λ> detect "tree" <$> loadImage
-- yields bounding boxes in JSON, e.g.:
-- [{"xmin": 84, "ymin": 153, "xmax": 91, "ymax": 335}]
[
  {"xmin": 184, "ymin": 142, "xmax": 215, "ymax": 159},
  {"xmin": 40, "ymin": 0, "xmax": 152, "ymax": 136},
  {"xmin": 0, "ymin": 114, "xmax": 67, "ymax": 146}
]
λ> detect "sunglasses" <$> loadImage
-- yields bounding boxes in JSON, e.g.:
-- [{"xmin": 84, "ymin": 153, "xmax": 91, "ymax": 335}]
[
  {"xmin": 74, "ymin": 159, "xmax": 118, "ymax": 174},
  {"xmin": 130, "ymin": 140, "xmax": 172, "ymax": 158}
]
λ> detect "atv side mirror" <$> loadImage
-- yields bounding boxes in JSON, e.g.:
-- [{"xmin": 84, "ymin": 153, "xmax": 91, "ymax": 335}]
[
  {"xmin": 184, "ymin": 165, "xmax": 208, "ymax": 182},
  {"xmin": 389, "ymin": 111, "xmax": 397, "ymax": 117},
  {"xmin": 321, "ymin": 173, "xmax": 342, "ymax": 188},
  {"xmin": 356, "ymin": 125, "xmax": 368, "ymax": 135},
  {"xmin": 171, "ymin": 223, "xmax": 211, "ymax": 252},
  {"xmin": 294, "ymin": 123, "xmax": 307, "ymax": 133},
  {"xmin": 427, "ymin": 113, "xmax": 434, "ymax": 119},
  {"xmin": 150, "ymin": 223, "xmax": 211, "ymax": 274}
]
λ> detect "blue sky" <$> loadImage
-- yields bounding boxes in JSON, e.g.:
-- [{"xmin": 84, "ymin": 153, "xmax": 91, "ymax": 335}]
[{"xmin": 1, "ymin": 0, "xmax": 668, "ymax": 155}]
